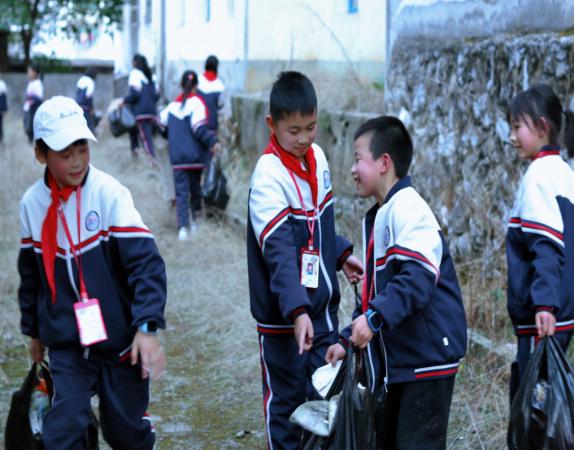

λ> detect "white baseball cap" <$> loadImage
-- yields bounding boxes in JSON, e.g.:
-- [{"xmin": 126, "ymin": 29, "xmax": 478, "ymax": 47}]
[{"xmin": 33, "ymin": 96, "xmax": 97, "ymax": 151}]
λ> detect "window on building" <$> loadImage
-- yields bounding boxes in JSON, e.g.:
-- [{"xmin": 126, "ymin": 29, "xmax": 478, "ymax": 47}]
[
  {"xmin": 205, "ymin": 0, "xmax": 211, "ymax": 22},
  {"xmin": 348, "ymin": 0, "xmax": 358, "ymax": 13},
  {"xmin": 145, "ymin": 0, "xmax": 152, "ymax": 24},
  {"xmin": 227, "ymin": 0, "xmax": 235, "ymax": 18}
]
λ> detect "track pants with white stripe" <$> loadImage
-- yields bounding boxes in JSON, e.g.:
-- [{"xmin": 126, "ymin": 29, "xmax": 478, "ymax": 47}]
[
  {"xmin": 258, "ymin": 331, "xmax": 337, "ymax": 450},
  {"xmin": 43, "ymin": 348, "xmax": 154, "ymax": 450}
]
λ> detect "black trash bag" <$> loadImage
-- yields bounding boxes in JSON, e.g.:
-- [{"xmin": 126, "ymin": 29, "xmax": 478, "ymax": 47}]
[
  {"xmin": 108, "ymin": 105, "xmax": 136, "ymax": 137},
  {"xmin": 508, "ymin": 336, "xmax": 574, "ymax": 450},
  {"xmin": 329, "ymin": 348, "xmax": 377, "ymax": 450},
  {"xmin": 5, "ymin": 361, "xmax": 99, "ymax": 450},
  {"xmin": 202, "ymin": 155, "xmax": 230, "ymax": 210}
]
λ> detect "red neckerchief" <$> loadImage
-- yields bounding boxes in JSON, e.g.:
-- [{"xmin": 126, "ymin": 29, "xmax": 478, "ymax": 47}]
[
  {"xmin": 175, "ymin": 92, "xmax": 196, "ymax": 102},
  {"xmin": 41, "ymin": 172, "xmax": 76, "ymax": 303},
  {"xmin": 361, "ymin": 230, "xmax": 375, "ymax": 313},
  {"xmin": 203, "ymin": 71, "xmax": 217, "ymax": 82},
  {"xmin": 533, "ymin": 145, "xmax": 561, "ymax": 160},
  {"xmin": 263, "ymin": 134, "xmax": 318, "ymax": 208}
]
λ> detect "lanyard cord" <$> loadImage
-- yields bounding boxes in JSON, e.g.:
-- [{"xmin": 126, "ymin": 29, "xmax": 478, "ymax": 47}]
[
  {"xmin": 57, "ymin": 185, "xmax": 88, "ymax": 301},
  {"xmin": 287, "ymin": 170, "xmax": 317, "ymax": 250}
]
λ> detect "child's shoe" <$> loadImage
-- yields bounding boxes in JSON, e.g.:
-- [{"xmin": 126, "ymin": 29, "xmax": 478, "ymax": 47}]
[{"xmin": 177, "ymin": 227, "xmax": 189, "ymax": 241}]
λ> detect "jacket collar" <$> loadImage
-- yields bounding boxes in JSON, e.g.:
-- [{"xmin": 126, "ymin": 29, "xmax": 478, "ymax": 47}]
[{"xmin": 383, "ymin": 176, "xmax": 412, "ymax": 205}]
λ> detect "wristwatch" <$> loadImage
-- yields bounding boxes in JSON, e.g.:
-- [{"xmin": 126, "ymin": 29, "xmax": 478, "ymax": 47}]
[
  {"xmin": 365, "ymin": 309, "xmax": 383, "ymax": 333},
  {"xmin": 138, "ymin": 321, "xmax": 158, "ymax": 335}
]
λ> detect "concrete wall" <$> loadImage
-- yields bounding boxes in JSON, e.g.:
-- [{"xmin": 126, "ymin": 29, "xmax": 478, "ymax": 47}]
[{"xmin": 1, "ymin": 73, "xmax": 115, "ymax": 117}]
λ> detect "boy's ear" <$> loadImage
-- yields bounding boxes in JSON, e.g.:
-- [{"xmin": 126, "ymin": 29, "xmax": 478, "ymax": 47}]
[
  {"xmin": 34, "ymin": 146, "xmax": 47, "ymax": 164},
  {"xmin": 379, "ymin": 152, "xmax": 393, "ymax": 175},
  {"xmin": 265, "ymin": 115, "xmax": 275, "ymax": 134}
]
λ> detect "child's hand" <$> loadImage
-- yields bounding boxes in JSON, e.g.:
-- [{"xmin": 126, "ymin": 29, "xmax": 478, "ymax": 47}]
[
  {"xmin": 294, "ymin": 313, "xmax": 314, "ymax": 355},
  {"xmin": 535, "ymin": 310, "xmax": 556, "ymax": 336},
  {"xmin": 325, "ymin": 343, "xmax": 346, "ymax": 366},
  {"xmin": 342, "ymin": 255, "xmax": 364, "ymax": 284},
  {"xmin": 30, "ymin": 338, "xmax": 45, "ymax": 363},
  {"xmin": 351, "ymin": 315, "xmax": 374, "ymax": 349},
  {"xmin": 131, "ymin": 332, "xmax": 166, "ymax": 380}
]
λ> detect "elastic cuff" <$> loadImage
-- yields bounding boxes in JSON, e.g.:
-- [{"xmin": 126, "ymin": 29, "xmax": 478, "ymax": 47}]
[
  {"xmin": 535, "ymin": 306, "xmax": 555, "ymax": 313},
  {"xmin": 290, "ymin": 307, "xmax": 308, "ymax": 322},
  {"xmin": 339, "ymin": 336, "xmax": 350, "ymax": 349},
  {"xmin": 336, "ymin": 247, "xmax": 353, "ymax": 271}
]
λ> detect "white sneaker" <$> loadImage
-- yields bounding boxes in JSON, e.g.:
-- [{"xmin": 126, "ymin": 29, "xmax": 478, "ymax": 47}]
[
  {"xmin": 190, "ymin": 221, "xmax": 198, "ymax": 234},
  {"xmin": 177, "ymin": 227, "xmax": 189, "ymax": 241}
]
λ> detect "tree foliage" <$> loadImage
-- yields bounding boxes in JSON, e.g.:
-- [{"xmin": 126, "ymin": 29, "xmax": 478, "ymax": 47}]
[{"xmin": 0, "ymin": 0, "xmax": 124, "ymax": 66}]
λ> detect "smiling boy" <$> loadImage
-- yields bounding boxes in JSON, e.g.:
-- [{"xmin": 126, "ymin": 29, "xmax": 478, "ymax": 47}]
[
  {"xmin": 247, "ymin": 72, "xmax": 363, "ymax": 449},
  {"xmin": 326, "ymin": 115, "xmax": 467, "ymax": 450}
]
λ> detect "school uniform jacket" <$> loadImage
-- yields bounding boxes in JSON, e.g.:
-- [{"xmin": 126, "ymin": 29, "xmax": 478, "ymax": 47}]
[
  {"xmin": 75, "ymin": 75, "xmax": 95, "ymax": 112},
  {"xmin": 247, "ymin": 144, "xmax": 353, "ymax": 336},
  {"xmin": 506, "ymin": 147, "xmax": 574, "ymax": 336},
  {"xmin": 124, "ymin": 69, "xmax": 159, "ymax": 119},
  {"xmin": 0, "ymin": 79, "xmax": 7, "ymax": 113},
  {"xmin": 341, "ymin": 177, "xmax": 467, "ymax": 384},
  {"xmin": 23, "ymin": 79, "xmax": 43, "ymax": 112},
  {"xmin": 159, "ymin": 95, "xmax": 216, "ymax": 169},
  {"xmin": 198, "ymin": 74, "xmax": 224, "ymax": 132},
  {"xmin": 18, "ymin": 166, "xmax": 167, "ymax": 362}
]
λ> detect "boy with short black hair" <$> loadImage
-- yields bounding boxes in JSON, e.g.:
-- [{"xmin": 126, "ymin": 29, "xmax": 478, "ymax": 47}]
[
  {"xmin": 247, "ymin": 71, "xmax": 362, "ymax": 449},
  {"xmin": 18, "ymin": 96, "xmax": 167, "ymax": 450},
  {"xmin": 326, "ymin": 115, "xmax": 467, "ymax": 449},
  {"xmin": 198, "ymin": 54, "xmax": 225, "ymax": 134}
]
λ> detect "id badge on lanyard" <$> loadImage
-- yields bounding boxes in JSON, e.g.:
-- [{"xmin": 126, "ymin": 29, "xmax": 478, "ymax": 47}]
[{"xmin": 59, "ymin": 188, "xmax": 108, "ymax": 346}]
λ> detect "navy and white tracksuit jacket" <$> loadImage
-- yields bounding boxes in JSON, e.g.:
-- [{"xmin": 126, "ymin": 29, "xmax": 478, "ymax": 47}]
[
  {"xmin": 198, "ymin": 73, "xmax": 224, "ymax": 133},
  {"xmin": 506, "ymin": 148, "xmax": 573, "ymax": 353},
  {"xmin": 18, "ymin": 166, "xmax": 166, "ymax": 449},
  {"xmin": 18, "ymin": 166, "xmax": 167, "ymax": 358},
  {"xmin": 124, "ymin": 69, "xmax": 159, "ymax": 157},
  {"xmin": 75, "ymin": 75, "xmax": 95, "ymax": 130},
  {"xmin": 247, "ymin": 143, "xmax": 352, "ymax": 450},
  {"xmin": 159, "ymin": 95, "xmax": 217, "ymax": 226},
  {"xmin": 342, "ymin": 177, "xmax": 467, "ymax": 386}
]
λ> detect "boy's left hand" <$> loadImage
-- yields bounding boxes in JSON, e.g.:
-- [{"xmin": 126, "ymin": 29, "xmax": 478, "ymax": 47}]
[
  {"xmin": 350, "ymin": 315, "xmax": 374, "ymax": 349},
  {"xmin": 131, "ymin": 331, "xmax": 166, "ymax": 380},
  {"xmin": 535, "ymin": 310, "xmax": 556, "ymax": 336},
  {"xmin": 342, "ymin": 255, "xmax": 364, "ymax": 284}
]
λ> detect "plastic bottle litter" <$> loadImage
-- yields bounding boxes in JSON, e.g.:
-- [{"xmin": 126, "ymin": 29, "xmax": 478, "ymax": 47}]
[{"xmin": 28, "ymin": 377, "xmax": 50, "ymax": 436}]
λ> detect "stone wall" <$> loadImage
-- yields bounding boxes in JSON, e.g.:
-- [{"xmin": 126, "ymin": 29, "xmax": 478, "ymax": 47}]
[
  {"xmin": 230, "ymin": 31, "xmax": 573, "ymax": 268},
  {"xmin": 386, "ymin": 32, "xmax": 573, "ymax": 265}
]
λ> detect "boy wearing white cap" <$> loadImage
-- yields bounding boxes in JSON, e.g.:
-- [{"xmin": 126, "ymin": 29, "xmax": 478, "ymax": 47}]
[{"xmin": 17, "ymin": 96, "xmax": 167, "ymax": 449}]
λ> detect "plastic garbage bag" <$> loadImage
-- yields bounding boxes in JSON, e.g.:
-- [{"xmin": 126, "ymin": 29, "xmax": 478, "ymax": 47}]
[
  {"xmin": 289, "ymin": 395, "xmax": 341, "ymax": 437},
  {"xmin": 298, "ymin": 348, "xmax": 378, "ymax": 450},
  {"xmin": 508, "ymin": 336, "xmax": 574, "ymax": 450},
  {"xmin": 108, "ymin": 104, "xmax": 136, "ymax": 137},
  {"xmin": 5, "ymin": 361, "xmax": 99, "ymax": 450},
  {"xmin": 202, "ymin": 155, "xmax": 230, "ymax": 210}
]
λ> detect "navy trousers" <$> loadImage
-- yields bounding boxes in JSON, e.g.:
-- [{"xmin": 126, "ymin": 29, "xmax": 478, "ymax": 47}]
[
  {"xmin": 510, "ymin": 331, "xmax": 573, "ymax": 403},
  {"xmin": 43, "ymin": 348, "xmax": 154, "ymax": 450},
  {"xmin": 130, "ymin": 119, "xmax": 155, "ymax": 157},
  {"xmin": 173, "ymin": 169, "xmax": 203, "ymax": 228},
  {"xmin": 258, "ymin": 331, "xmax": 337, "ymax": 450}
]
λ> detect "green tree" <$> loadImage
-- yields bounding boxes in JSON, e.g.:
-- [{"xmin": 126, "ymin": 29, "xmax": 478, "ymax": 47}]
[{"xmin": 0, "ymin": 0, "xmax": 124, "ymax": 67}]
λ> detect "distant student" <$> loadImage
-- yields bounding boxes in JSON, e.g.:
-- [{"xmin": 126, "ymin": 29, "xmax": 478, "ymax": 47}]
[
  {"xmin": 505, "ymin": 84, "xmax": 573, "ymax": 402},
  {"xmin": 23, "ymin": 63, "xmax": 43, "ymax": 143},
  {"xmin": 18, "ymin": 96, "xmax": 167, "ymax": 449},
  {"xmin": 326, "ymin": 116, "xmax": 467, "ymax": 450},
  {"xmin": 124, "ymin": 54, "xmax": 159, "ymax": 161},
  {"xmin": 75, "ymin": 67, "xmax": 97, "ymax": 132},
  {"xmin": 159, "ymin": 70, "xmax": 218, "ymax": 241},
  {"xmin": 197, "ymin": 54, "xmax": 225, "ymax": 135},
  {"xmin": 247, "ymin": 71, "xmax": 363, "ymax": 449},
  {"xmin": 0, "ymin": 76, "xmax": 7, "ymax": 142}
]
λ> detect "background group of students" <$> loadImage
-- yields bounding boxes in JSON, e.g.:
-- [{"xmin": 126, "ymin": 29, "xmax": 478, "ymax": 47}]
[{"xmin": 0, "ymin": 53, "xmax": 226, "ymax": 241}]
